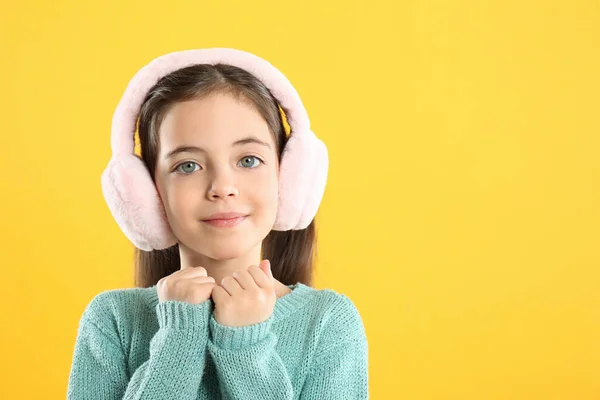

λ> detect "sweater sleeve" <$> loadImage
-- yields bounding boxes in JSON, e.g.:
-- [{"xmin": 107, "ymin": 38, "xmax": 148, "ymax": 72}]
[
  {"xmin": 206, "ymin": 314, "xmax": 295, "ymax": 399},
  {"xmin": 67, "ymin": 294, "xmax": 212, "ymax": 400},
  {"xmin": 299, "ymin": 334, "xmax": 369, "ymax": 399},
  {"xmin": 299, "ymin": 293, "xmax": 369, "ymax": 399},
  {"xmin": 206, "ymin": 293, "xmax": 369, "ymax": 400}
]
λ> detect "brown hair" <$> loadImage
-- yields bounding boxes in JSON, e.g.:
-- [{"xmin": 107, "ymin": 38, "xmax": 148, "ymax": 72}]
[{"xmin": 132, "ymin": 63, "xmax": 318, "ymax": 288}]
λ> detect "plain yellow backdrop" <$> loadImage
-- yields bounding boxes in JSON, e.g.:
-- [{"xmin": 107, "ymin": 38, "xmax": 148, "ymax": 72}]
[{"xmin": 1, "ymin": 0, "xmax": 599, "ymax": 398}]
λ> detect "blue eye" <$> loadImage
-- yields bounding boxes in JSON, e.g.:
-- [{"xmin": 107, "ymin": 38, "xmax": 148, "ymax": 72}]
[
  {"xmin": 175, "ymin": 162, "xmax": 200, "ymax": 174},
  {"xmin": 238, "ymin": 156, "xmax": 263, "ymax": 169},
  {"xmin": 174, "ymin": 156, "xmax": 263, "ymax": 175}
]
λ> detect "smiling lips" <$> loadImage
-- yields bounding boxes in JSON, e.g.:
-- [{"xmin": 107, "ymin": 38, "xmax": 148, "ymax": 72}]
[{"xmin": 202, "ymin": 212, "xmax": 248, "ymax": 228}]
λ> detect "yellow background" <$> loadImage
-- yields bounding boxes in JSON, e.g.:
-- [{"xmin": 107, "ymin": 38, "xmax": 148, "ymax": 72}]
[{"xmin": 1, "ymin": 0, "xmax": 599, "ymax": 398}]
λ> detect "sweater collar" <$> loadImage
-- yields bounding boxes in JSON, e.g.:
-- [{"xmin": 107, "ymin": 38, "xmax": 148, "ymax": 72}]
[{"xmin": 145, "ymin": 282, "xmax": 315, "ymax": 320}]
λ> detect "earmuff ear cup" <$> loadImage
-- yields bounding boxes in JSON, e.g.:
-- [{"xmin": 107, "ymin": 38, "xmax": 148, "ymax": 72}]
[
  {"xmin": 298, "ymin": 131, "xmax": 329, "ymax": 228},
  {"xmin": 101, "ymin": 155, "xmax": 177, "ymax": 251},
  {"xmin": 273, "ymin": 129, "xmax": 329, "ymax": 231}
]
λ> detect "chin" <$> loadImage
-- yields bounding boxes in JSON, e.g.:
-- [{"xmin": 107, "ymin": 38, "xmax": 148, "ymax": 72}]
[
  {"xmin": 202, "ymin": 247, "xmax": 245, "ymax": 261},
  {"xmin": 191, "ymin": 237, "xmax": 250, "ymax": 260}
]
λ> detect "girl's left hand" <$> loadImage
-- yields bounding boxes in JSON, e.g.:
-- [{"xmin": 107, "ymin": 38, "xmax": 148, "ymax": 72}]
[{"xmin": 211, "ymin": 259, "xmax": 277, "ymax": 327}]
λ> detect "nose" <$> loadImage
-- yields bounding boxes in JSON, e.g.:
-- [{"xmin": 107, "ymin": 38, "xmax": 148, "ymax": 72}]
[{"xmin": 207, "ymin": 167, "xmax": 239, "ymax": 200}]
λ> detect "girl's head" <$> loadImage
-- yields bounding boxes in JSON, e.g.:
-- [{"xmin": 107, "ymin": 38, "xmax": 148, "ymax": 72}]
[{"xmin": 134, "ymin": 63, "xmax": 317, "ymax": 287}]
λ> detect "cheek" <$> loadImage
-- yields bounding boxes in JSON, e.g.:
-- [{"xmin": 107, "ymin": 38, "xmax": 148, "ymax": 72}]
[
  {"xmin": 255, "ymin": 166, "xmax": 278, "ymax": 194},
  {"xmin": 268, "ymin": 177, "xmax": 279, "ymax": 208},
  {"xmin": 240, "ymin": 171, "xmax": 279, "ymax": 211},
  {"xmin": 250, "ymin": 170, "xmax": 279, "ymax": 215},
  {"xmin": 164, "ymin": 180, "xmax": 202, "ymax": 221}
]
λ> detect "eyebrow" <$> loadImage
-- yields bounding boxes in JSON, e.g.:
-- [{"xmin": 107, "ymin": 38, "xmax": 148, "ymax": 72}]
[{"xmin": 164, "ymin": 136, "xmax": 272, "ymax": 160}]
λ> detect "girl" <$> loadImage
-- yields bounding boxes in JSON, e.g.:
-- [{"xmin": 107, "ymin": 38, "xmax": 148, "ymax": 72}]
[{"xmin": 67, "ymin": 48, "xmax": 368, "ymax": 399}]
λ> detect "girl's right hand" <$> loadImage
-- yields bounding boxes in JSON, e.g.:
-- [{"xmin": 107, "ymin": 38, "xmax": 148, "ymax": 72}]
[{"xmin": 157, "ymin": 266, "xmax": 217, "ymax": 305}]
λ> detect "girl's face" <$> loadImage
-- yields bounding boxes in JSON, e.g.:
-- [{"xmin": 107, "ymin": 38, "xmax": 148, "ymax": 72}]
[{"xmin": 153, "ymin": 92, "xmax": 279, "ymax": 261}]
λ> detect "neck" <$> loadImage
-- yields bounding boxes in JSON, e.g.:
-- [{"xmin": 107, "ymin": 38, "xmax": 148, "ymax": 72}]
[{"xmin": 178, "ymin": 241, "xmax": 262, "ymax": 286}]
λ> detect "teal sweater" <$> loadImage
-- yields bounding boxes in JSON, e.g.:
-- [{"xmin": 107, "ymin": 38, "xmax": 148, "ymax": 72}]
[{"xmin": 67, "ymin": 282, "xmax": 369, "ymax": 399}]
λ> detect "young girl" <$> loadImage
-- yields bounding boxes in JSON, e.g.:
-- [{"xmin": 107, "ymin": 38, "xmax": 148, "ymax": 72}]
[{"xmin": 67, "ymin": 48, "xmax": 368, "ymax": 399}]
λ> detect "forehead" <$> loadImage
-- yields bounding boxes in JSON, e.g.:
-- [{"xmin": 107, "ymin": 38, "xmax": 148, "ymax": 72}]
[{"xmin": 159, "ymin": 92, "xmax": 273, "ymax": 151}]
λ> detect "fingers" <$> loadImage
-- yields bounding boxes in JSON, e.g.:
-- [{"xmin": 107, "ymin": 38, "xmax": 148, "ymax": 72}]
[
  {"xmin": 183, "ymin": 276, "xmax": 217, "ymax": 296},
  {"xmin": 247, "ymin": 264, "xmax": 271, "ymax": 289},
  {"xmin": 160, "ymin": 267, "xmax": 209, "ymax": 291},
  {"xmin": 220, "ymin": 275, "xmax": 243, "ymax": 296},
  {"xmin": 211, "ymin": 285, "xmax": 229, "ymax": 303},
  {"xmin": 231, "ymin": 269, "xmax": 255, "ymax": 289},
  {"xmin": 179, "ymin": 266, "xmax": 208, "ymax": 278},
  {"xmin": 187, "ymin": 276, "xmax": 216, "ymax": 285}
]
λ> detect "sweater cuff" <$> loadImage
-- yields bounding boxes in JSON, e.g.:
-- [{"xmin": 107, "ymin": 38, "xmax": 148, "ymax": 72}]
[
  {"xmin": 156, "ymin": 300, "xmax": 212, "ymax": 331},
  {"xmin": 209, "ymin": 314, "xmax": 274, "ymax": 351}
]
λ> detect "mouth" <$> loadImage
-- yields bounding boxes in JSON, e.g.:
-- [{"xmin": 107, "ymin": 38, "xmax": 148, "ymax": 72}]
[{"xmin": 202, "ymin": 215, "xmax": 248, "ymax": 228}]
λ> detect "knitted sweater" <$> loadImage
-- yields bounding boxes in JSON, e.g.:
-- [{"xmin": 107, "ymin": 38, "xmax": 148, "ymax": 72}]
[{"xmin": 67, "ymin": 282, "xmax": 369, "ymax": 399}]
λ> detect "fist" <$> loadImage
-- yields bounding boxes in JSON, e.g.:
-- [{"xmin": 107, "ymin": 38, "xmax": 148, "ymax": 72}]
[
  {"xmin": 157, "ymin": 266, "xmax": 217, "ymax": 305},
  {"xmin": 211, "ymin": 259, "xmax": 276, "ymax": 327}
]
